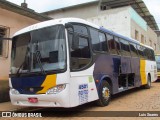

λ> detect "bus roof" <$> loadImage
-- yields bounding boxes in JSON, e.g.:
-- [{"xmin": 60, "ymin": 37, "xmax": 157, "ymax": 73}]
[
  {"xmin": 140, "ymin": 43, "xmax": 154, "ymax": 50},
  {"xmin": 13, "ymin": 18, "xmax": 153, "ymax": 50},
  {"xmin": 100, "ymin": 27, "xmax": 140, "ymax": 44},
  {"xmin": 13, "ymin": 18, "xmax": 99, "ymax": 37}
]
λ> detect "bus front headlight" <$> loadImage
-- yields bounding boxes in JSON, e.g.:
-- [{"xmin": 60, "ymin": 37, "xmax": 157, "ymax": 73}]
[
  {"xmin": 10, "ymin": 88, "xmax": 20, "ymax": 95},
  {"xmin": 46, "ymin": 84, "xmax": 66, "ymax": 94}
]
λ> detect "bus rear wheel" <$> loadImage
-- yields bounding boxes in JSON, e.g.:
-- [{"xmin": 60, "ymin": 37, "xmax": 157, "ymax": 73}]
[
  {"xmin": 97, "ymin": 81, "xmax": 111, "ymax": 107},
  {"xmin": 144, "ymin": 75, "xmax": 151, "ymax": 89}
]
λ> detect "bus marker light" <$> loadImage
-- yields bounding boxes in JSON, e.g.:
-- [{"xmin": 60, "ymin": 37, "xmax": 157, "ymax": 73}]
[
  {"xmin": 96, "ymin": 80, "xmax": 99, "ymax": 83},
  {"xmin": 28, "ymin": 98, "xmax": 38, "ymax": 103}
]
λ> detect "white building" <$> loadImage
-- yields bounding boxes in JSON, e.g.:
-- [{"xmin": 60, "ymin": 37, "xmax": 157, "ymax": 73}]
[
  {"xmin": 43, "ymin": 0, "xmax": 159, "ymax": 52},
  {"xmin": 155, "ymin": 31, "xmax": 160, "ymax": 53}
]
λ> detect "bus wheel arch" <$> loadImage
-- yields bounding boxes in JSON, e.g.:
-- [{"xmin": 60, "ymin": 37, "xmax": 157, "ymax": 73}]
[
  {"xmin": 144, "ymin": 73, "xmax": 151, "ymax": 89},
  {"xmin": 103, "ymin": 77, "xmax": 113, "ymax": 94},
  {"xmin": 96, "ymin": 77, "xmax": 112, "ymax": 107}
]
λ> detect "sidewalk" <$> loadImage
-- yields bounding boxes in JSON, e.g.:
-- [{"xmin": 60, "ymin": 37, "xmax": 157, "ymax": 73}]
[{"xmin": 0, "ymin": 102, "xmax": 25, "ymax": 111}]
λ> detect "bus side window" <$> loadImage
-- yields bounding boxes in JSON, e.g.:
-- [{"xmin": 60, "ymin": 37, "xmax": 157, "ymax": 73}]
[
  {"xmin": 146, "ymin": 49, "xmax": 155, "ymax": 61},
  {"xmin": 130, "ymin": 42, "xmax": 138, "ymax": 57},
  {"xmin": 89, "ymin": 28, "xmax": 108, "ymax": 52},
  {"xmin": 119, "ymin": 38, "xmax": 131, "ymax": 56},
  {"xmin": 98, "ymin": 32, "xmax": 108, "ymax": 52},
  {"xmin": 142, "ymin": 46, "xmax": 147, "ymax": 59},
  {"xmin": 144, "ymin": 48, "xmax": 150, "ymax": 60},
  {"xmin": 73, "ymin": 25, "xmax": 88, "ymax": 36},
  {"xmin": 151, "ymin": 50, "xmax": 155, "ymax": 61},
  {"xmin": 68, "ymin": 32, "xmax": 73, "ymax": 48},
  {"xmin": 114, "ymin": 37, "xmax": 121, "ymax": 55},
  {"xmin": 107, "ymin": 34, "xmax": 117, "ymax": 54},
  {"xmin": 137, "ymin": 45, "xmax": 145, "ymax": 59},
  {"xmin": 68, "ymin": 24, "xmax": 91, "ymax": 70}
]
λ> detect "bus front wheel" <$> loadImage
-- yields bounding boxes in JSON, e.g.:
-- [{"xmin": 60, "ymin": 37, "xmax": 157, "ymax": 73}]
[{"xmin": 97, "ymin": 81, "xmax": 111, "ymax": 107}]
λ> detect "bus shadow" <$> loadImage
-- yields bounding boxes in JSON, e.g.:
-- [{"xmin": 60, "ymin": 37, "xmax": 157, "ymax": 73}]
[
  {"xmin": 111, "ymin": 86, "xmax": 144, "ymax": 101},
  {"xmin": 155, "ymin": 79, "xmax": 160, "ymax": 82}
]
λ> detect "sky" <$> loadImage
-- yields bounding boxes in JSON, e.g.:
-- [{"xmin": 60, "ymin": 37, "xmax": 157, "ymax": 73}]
[{"xmin": 6, "ymin": 0, "xmax": 160, "ymax": 29}]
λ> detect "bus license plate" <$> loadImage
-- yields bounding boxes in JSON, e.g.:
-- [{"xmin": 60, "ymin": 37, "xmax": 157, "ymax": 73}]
[{"xmin": 28, "ymin": 98, "xmax": 38, "ymax": 103}]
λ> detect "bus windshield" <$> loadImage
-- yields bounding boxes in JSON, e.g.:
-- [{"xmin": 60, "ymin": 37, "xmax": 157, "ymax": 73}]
[
  {"xmin": 155, "ymin": 55, "xmax": 160, "ymax": 71},
  {"xmin": 11, "ymin": 25, "xmax": 66, "ymax": 75}
]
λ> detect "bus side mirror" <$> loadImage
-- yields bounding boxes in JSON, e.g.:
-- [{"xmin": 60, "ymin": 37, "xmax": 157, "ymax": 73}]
[
  {"xmin": 65, "ymin": 23, "xmax": 79, "ymax": 49},
  {"xmin": 65, "ymin": 23, "xmax": 73, "ymax": 29},
  {"xmin": 72, "ymin": 33, "xmax": 79, "ymax": 50}
]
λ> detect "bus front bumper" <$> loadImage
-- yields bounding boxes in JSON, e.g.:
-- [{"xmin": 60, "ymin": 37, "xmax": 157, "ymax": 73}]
[{"xmin": 9, "ymin": 85, "xmax": 70, "ymax": 108}]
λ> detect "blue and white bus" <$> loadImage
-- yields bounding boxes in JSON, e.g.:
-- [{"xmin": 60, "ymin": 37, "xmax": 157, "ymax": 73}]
[{"xmin": 9, "ymin": 18, "xmax": 157, "ymax": 107}]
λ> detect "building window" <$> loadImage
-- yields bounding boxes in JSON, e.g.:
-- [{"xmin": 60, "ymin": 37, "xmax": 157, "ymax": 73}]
[
  {"xmin": 149, "ymin": 40, "xmax": 152, "ymax": 47},
  {"xmin": 0, "ymin": 26, "xmax": 9, "ymax": 57},
  {"xmin": 0, "ymin": 27, "xmax": 6, "ymax": 55},
  {"xmin": 141, "ymin": 34, "xmax": 144, "ymax": 43},
  {"xmin": 135, "ymin": 30, "xmax": 139, "ymax": 41},
  {"xmin": 100, "ymin": 5, "xmax": 110, "ymax": 11}
]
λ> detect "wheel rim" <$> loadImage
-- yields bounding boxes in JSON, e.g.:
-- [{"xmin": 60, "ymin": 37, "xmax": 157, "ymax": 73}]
[{"xmin": 102, "ymin": 87, "xmax": 110, "ymax": 101}]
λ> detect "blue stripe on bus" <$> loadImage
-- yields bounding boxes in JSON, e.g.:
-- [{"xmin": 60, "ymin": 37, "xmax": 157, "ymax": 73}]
[{"xmin": 11, "ymin": 76, "xmax": 46, "ymax": 94}]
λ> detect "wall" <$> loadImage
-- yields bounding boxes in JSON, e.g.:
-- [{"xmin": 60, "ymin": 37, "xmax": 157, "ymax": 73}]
[
  {"xmin": 47, "ymin": 5, "xmax": 131, "ymax": 38},
  {"xmin": 147, "ymin": 27, "xmax": 158, "ymax": 51},
  {"xmin": 157, "ymin": 36, "xmax": 160, "ymax": 52},
  {"xmin": 45, "ymin": 2, "xmax": 100, "ymax": 19},
  {"xmin": 129, "ymin": 8, "xmax": 147, "ymax": 31},
  {"xmin": 46, "ymin": 4, "xmax": 158, "ymax": 50},
  {"xmin": 155, "ymin": 31, "xmax": 160, "ymax": 53},
  {"xmin": 131, "ymin": 19, "xmax": 147, "ymax": 42},
  {"xmin": 87, "ymin": 6, "xmax": 131, "ymax": 37},
  {"xmin": 130, "ymin": 7, "xmax": 158, "ymax": 51}
]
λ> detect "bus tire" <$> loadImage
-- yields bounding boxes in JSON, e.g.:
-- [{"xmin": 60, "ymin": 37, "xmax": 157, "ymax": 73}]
[
  {"xmin": 96, "ymin": 81, "xmax": 111, "ymax": 107},
  {"xmin": 144, "ymin": 75, "xmax": 151, "ymax": 89}
]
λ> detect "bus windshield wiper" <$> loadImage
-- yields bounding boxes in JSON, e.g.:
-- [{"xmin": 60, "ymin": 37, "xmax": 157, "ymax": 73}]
[
  {"xmin": 35, "ymin": 50, "xmax": 46, "ymax": 75},
  {"xmin": 16, "ymin": 46, "xmax": 30, "ymax": 77}
]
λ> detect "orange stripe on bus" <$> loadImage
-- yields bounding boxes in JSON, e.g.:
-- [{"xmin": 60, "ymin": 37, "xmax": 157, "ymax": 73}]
[
  {"xmin": 140, "ymin": 60, "xmax": 147, "ymax": 85},
  {"xmin": 37, "ymin": 74, "xmax": 57, "ymax": 94}
]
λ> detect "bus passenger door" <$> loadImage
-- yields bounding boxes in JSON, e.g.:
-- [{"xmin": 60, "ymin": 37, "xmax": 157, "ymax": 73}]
[{"xmin": 67, "ymin": 24, "xmax": 98, "ymax": 107}]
